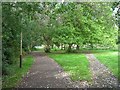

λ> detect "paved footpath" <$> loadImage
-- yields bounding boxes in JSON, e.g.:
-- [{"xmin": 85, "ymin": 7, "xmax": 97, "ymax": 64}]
[
  {"xmin": 86, "ymin": 54, "xmax": 119, "ymax": 88},
  {"xmin": 18, "ymin": 52, "xmax": 73, "ymax": 88}
]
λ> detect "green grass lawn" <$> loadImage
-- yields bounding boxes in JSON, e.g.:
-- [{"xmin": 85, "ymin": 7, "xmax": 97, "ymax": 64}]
[
  {"xmin": 79, "ymin": 49, "xmax": 118, "ymax": 54},
  {"xmin": 94, "ymin": 51, "xmax": 119, "ymax": 79},
  {"xmin": 48, "ymin": 53, "xmax": 92, "ymax": 81},
  {"xmin": 2, "ymin": 55, "xmax": 34, "ymax": 88}
]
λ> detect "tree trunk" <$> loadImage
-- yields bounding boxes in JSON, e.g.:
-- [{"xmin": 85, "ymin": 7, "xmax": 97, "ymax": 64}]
[
  {"xmin": 27, "ymin": 46, "xmax": 31, "ymax": 52},
  {"xmin": 90, "ymin": 43, "xmax": 94, "ymax": 49},
  {"xmin": 63, "ymin": 44, "xmax": 65, "ymax": 50},
  {"xmin": 61, "ymin": 44, "xmax": 64, "ymax": 50},
  {"xmin": 76, "ymin": 45, "xmax": 79, "ymax": 50},
  {"xmin": 43, "ymin": 35, "xmax": 51, "ymax": 53},
  {"xmin": 51, "ymin": 44, "xmax": 54, "ymax": 49},
  {"xmin": 67, "ymin": 44, "xmax": 72, "ymax": 52},
  {"xmin": 44, "ymin": 44, "xmax": 50, "ymax": 53},
  {"xmin": 20, "ymin": 32, "xmax": 22, "ymax": 68}
]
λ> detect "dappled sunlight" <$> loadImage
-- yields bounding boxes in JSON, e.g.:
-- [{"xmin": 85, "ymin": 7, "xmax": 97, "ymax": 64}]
[
  {"xmin": 63, "ymin": 66, "xmax": 79, "ymax": 70},
  {"xmin": 49, "ymin": 54, "xmax": 92, "ymax": 81},
  {"xmin": 108, "ymin": 52, "xmax": 118, "ymax": 55},
  {"xmin": 94, "ymin": 52, "xmax": 118, "ymax": 78},
  {"xmin": 54, "ymin": 72, "xmax": 71, "ymax": 79}
]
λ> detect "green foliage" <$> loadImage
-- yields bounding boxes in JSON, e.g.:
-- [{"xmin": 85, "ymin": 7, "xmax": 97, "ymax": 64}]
[
  {"xmin": 2, "ymin": 55, "xmax": 34, "ymax": 88},
  {"xmin": 52, "ymin": 2, "xmax": 118, "ymax": 51},
  {"xmin": 2, "ymin": 3, "xmax": 21, "ymax": 74},
  {"xmin": 2, "ymin": 2, "xmax": 40, "ymax": 74},
  {"xmin": 112, "ymin": 2, "xmax": 120, "ymax": 44}
]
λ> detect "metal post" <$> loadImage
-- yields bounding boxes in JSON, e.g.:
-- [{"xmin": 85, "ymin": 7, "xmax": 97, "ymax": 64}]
[{"xmin": 20, "ymin": 32, "xmax": 22, "ymax": 68}]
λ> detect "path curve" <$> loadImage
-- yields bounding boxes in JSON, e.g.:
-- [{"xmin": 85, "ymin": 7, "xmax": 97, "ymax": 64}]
[
  {"xmin": 18, "ymin": 52, "xmax": 73, "ymax": 88},
  {"xmin": 86, "ymin": 54, "xmax": 118, "ymax": 88}
]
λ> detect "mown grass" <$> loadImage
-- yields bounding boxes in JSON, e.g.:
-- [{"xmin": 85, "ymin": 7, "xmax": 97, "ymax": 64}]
[
  {"xmin": 2, "ymin": 55, "xmax": 34, "ymax": 88},
  {"xmin": 79, "ymin": 49, "xmax": 118, "ymax": 54},
  {"xmin": 94, "ymin": 51, "xmax": 119, "ymax": 79},
  {"xmin": 48, "ymin": 53, "xmax": 92, "ymax": 81}
]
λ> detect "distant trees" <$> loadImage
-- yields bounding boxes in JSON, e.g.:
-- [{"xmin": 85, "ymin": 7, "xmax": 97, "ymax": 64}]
[
  {"xmin": 112, "ymin": 2, "xmax": 120, "ymax": 44},
  {"xmin": 52, "ymin": 2, "xmax": 118, "ymax": 52}
]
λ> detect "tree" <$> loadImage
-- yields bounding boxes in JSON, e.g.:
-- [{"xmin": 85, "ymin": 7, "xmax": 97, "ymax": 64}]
[{"xmin": 2, "ymin": 2, "xmax": 41, "ymax": 74}]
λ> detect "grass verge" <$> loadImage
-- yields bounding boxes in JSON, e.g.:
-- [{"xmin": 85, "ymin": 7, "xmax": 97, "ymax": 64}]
[
  {"xmin": 48, "ymin": 53, "xmax": 92, "ymax": 81},
  {"xmin": 2, "ymin": 55, "xmax": 34, "ymax": 88},
  {"xmin": 94, "ymin": 51, "xmax": 119, "ymax": 79}
]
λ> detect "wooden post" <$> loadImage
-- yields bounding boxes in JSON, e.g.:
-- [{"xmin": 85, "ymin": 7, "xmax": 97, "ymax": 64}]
[{"xmin": 20, "ymin": 32, "xmax": 22, "ymax": 68}]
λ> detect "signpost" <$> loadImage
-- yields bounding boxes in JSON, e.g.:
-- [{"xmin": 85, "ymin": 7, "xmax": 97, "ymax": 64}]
[{"xmin": 20, "ymin": 32, "xmax": 22, "ymax": 68}]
